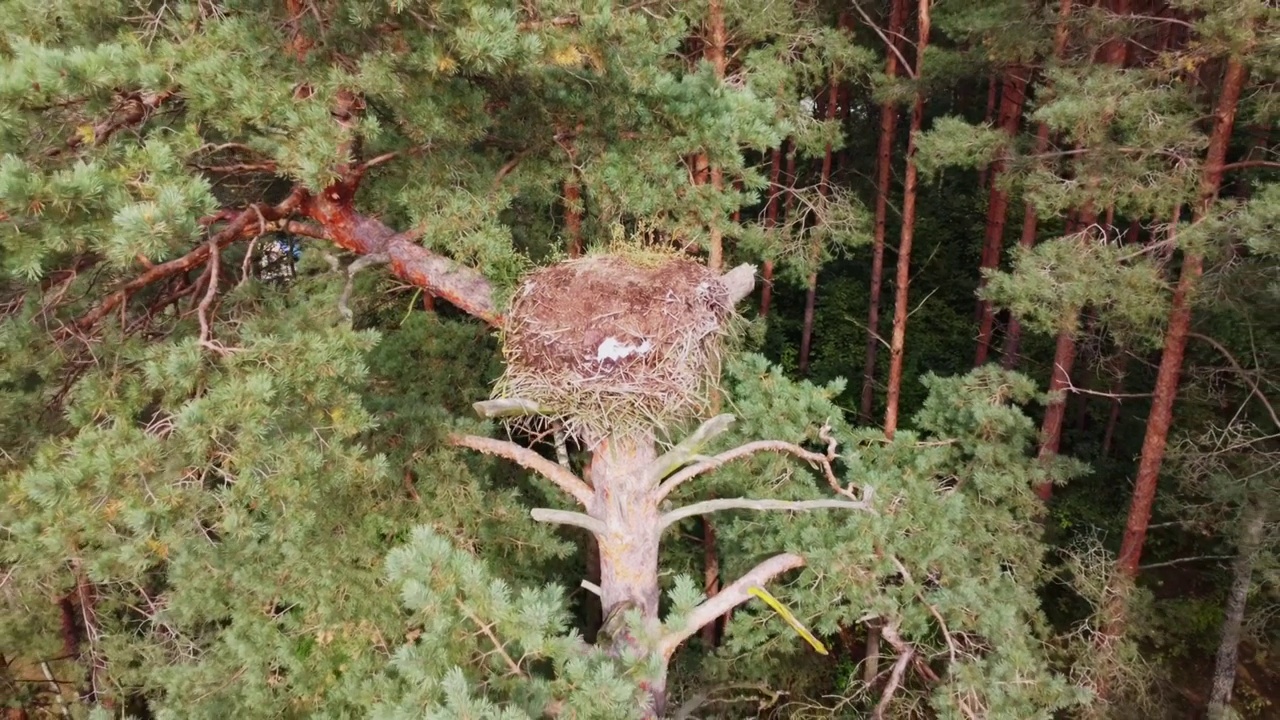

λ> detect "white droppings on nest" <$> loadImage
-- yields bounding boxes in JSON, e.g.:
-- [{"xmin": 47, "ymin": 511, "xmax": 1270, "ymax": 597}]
[{"xmin": 595, "ymin": 337, "xmax": 654, "ymax": 363}]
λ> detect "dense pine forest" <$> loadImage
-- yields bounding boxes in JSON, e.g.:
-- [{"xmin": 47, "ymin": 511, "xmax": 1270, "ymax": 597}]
[{"xmin": 1, "ymin": 0, "xmax": 1277, "ymax": 717}]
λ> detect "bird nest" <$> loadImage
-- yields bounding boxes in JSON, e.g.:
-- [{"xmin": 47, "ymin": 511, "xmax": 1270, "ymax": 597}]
[{"xmin": 493, "ymin": 254, "xmax": 738, "ymax": 443}]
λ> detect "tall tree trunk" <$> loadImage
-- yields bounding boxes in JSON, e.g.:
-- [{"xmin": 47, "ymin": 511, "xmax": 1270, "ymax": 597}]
[
  {"xmin": 860, "ymin": 0, "xmax": 908, "ymax": 423},
  {"xmin": 798, "ymin": 77, "xmax": 841, "ymax": 377},
  {"xmin": 974, "ymin": 67, "xmax": 1029, "ymax": 365},
  {"xmin": 1208, "ymin": 506, "xmax": 1267, "ymax": 720},
  {"xmin": 883, "ymin": 0, "xmax": 930, "ymax": 439},
  {"xmin": 706, "ymin": 0, "xmax": 727, "ymax": 271},
  {"xmin": 565, "ymin": 177, "xmax": 583, "ymax": 258},
  {"xmin": 976, "ymin": 74, "xmax": 1000, "ymax": 192},
  {"xmin": 1001, "ymin": 0, "xmax": 1074, "ymax": 369},
  {"xmin": 759, "ymin": 145, "xmax": 784, "ymax": 318},
  {"xmin": 1115, "ymin": 49, "xmax": 1250, "ymax": 579},
  {"xmin": 1035, "ymin": 325, "xmax": 1079, "ymax": 500}
]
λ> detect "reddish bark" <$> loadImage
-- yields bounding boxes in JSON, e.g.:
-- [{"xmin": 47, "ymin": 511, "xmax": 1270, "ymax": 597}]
[
  {"xmin": 883, "ymin": 0, "xmax": 931, "ymax": 439},
  {"xmin": 1001, "ymin": 0, "xmax": 1074, "ymax": 369},
  {"xmin": 703, "ymin": 0, "xmax": 728, "ymax": 272},
  {"xmin": 701, "ymin": 518, "xmax": 721, "ymax": 646},
  {"xmin": 73, "ymin": 190, "xmax": 307, "ymax": 331},
  {"xmin": 1115, "ymin": 50, "xmax": 1251, "ymax": 578},
  {"xmin": 565, "ymin": 176, "xmax": 583, "ymax": 258},
  {"xmin": 974, "ymin": 67, "xmax": 1029, "ymax": 366},
  {"xmin": 1035, "ymin": 326, "xmax": 1078, "ymax": 499},
  {"xmin": 759, "ymin": 145, "xmax": 784, "ymax": 318},
  {"xmin": 798, "ymin": 77, "xmax": 841, "ymax": 377},
  {"xmin": 304, "ymin": 187, "xmax": 502, "ymax": 325},
  {"xmin": 859, "ymin": 0, "xmax": 908, "ymax": 423}
]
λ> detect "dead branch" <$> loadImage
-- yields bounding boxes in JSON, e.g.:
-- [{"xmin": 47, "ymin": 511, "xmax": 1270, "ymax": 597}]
[
  {"xmin": 656, "ymin": 426, "xmax": 860, "ymax": 502},
  {"xmin": 449, "ymin": 434, "xmax": 594, "ymax": 507},
  {"xmin": 196, "ymin": 237, "xmax": 230, "ymax": 355},
  {"xmin": 721, "ymin": 263, "xmax": 757, "ymax": 306},
  {"xmin": 72, "ymin": 189, "xmax": 305, "ymax": 331},
  {"xmin": 659, "ymin": 496, "xmax": 875, "ymax": 531},
  {"xmin": 473, "ymin": 398, "xmax": 547, "ymax": 418},
  {"xmin": 657, "ymin": 552, "xmax": 806, "ymax": 658},
  {"xmin": 529, "ymin": 508, "xmax": 607, "ymax": 535},
  {"xmin": 871, "ymin": 626, "xmax": 914, "ymax": 720},
  {"xmin": 643, "ymin": 414, "xmax": 737, "ymax": 485},
  {"xmin": 1189, "ymin": 332, "xmax": 1280, "ymax": 431}
]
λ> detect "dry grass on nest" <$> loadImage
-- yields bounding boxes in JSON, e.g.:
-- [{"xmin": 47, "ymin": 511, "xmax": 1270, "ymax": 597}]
[{"xmin": 492, "ymin": 253, "xmax": 737, "ymax": 443}]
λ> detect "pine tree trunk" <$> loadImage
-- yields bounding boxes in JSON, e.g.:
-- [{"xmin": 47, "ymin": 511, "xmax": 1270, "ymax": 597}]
[
  {"xmin": 859, "ymin": 0, "xmax": 908, "ymax": 423},
  {"xmin": 565, "ymin": 177, "xmax": 583, "ymax": 258},
  {"xmin": 1035, "ymin": 324, "xmax": 1078, "ymax": 500},
  {"xmin": 883, "ymin": 0, "xmax": 932, "ymax": 439},
  {"xmin": 1115, "ymin": 48, "xmax": 1250, "ymax": 579},
  {"xmin": 974, "ymin": 67, "xmax": 1028, "ymax": 366},
  {"xmin": 1208, "ymin": 506, "xmax": 1267, "ymax": 720},
  {"xmin": 588, "ymin": 434, "xmax": 666, "ymax": 715},
  {"xmin": 976, "ymin": 74, "xmax": 1000, "ymax": 193},
  {"xmin": 798, "ymin": 77, "xmax": 841, "ymax": 377},
  {"xmin": 701, "ymin": 518, "xmax": 720, "ymax": 647},
  {"xmin": 704, "ymin": 0, "xmax": 727, "ymax": 272},
  {"xmin": 759, "ymin": 145, "xmax": 784, "ymax": 318},
  {"xmin": 1001, "ymin": 0, "xmax": 1074, "ymax": 370}
]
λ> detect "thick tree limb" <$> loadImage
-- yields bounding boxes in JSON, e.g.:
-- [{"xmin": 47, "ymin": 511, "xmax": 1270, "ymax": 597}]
[
  {"xmin": 472, "ymin": 398, "xmax": 546, "ymax": 418},
  {"xmin": 657, "ymin": 552, "xmax": 806, "ymax": 658},
  {"xmin": 659, "ymin": 496, "xmax": 875, "ymax": 531},
  {"xmin": 304, "ymin": 189, "xmax": 500, "ymax": 325},
  {"xmin": 72, "ymin": 189, "xmax": 305, "ymax": 330},
  {"xmin": 721, "ymin": 263, "xmax": 757, "ymax": 306},
  {"xmin": 643, "ymin": 414, "xmax": 736, "ymax": 485},
  {"xmin": 530, "ymin": 508, "xmax": 607, "ymax": 535},
  {"xmin": 449, "ymin": 434, "xmax": 594, "ymax": 507}
]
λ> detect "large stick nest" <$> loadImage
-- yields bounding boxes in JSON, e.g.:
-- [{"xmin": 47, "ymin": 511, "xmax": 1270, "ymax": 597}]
[{"xmin": 493, "ymin": 254, "xmax": 738, "ymax": 442}]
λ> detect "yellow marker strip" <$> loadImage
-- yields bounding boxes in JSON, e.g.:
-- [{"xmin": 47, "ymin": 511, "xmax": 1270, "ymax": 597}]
[{"xmin": 748, "ymin": 586, "xmax": 828, "ymax": 655}]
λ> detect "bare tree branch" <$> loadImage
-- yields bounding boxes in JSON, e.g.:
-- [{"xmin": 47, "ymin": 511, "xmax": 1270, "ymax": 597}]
[
  {"xmin": 643, "ymin": 414, "xmax": 737, "ymax": 485},
  {"xmin": 472, "ymin": 398, "xmax": 546, "ymax": 419},
  {"xmin": 530, "ymin": 508, "xmax": 607, "ymax": 535},
  {"xmin": 449, "ymin": 434, "xmax": 594, "ymax": 507},
  {"xmin": 1189, "ymin": 332, "xmax": 1280, "ymax": 431},
  {"xmin": 656, "ymin": 426, "xmax": 860, "ymax": 502},
  {"xmin": 659, "ymin": 496, "xmax": 875, "ymax": 531},
  {"xmin": 72, "ymin": 189, "xmax": 306, "ymax": 331},
  {"xmin": 872, "ymin": 624, "xmax": 914, "ymax": 720},
  {"xmin": 657, "ymin": 552, "xmax": 806, "ymax": 659}
]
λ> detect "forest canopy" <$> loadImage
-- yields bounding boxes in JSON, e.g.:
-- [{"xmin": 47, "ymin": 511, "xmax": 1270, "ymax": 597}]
[{"xmin": 0, "ymin": 0, "xmax": 1277, "ymax": 718}]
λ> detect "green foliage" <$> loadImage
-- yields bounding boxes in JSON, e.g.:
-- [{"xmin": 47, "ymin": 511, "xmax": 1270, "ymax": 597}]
[{"xmin": 984, "ymin": 231, "xmax": 1170, "ymax": 346}]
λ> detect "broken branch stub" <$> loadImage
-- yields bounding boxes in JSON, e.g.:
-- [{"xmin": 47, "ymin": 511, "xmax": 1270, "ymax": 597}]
[{"xmin": 491, "ymin": 254, "xmax": 752, "ymax": 442}]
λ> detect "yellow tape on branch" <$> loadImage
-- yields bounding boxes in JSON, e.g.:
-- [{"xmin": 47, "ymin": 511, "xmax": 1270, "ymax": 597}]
[{"xmin": 748, "ymin": 586, "xmax": 828, "ymax": 655}]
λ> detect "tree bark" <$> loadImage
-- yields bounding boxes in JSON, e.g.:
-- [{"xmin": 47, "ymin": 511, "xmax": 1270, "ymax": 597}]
[
  {"xmin": 1207, "ymin": 506, "xmax": 1267, "ymax": 720},
  {"xmin": 1115, "ymin": 48, "xmax": 1251, "ymax": 578},
  {"xmin": 1001, "ymin": 0, "xmax": 1074, "ymax": 369},
  {"xmin": 1035, "ymin": 324, "xmax": 1078, "ymax": 500},
  {"xmin": 974, "ymin": 67, "xmax": 1029, "ymax": 366},
  {"xmin": 859, "ymin": 0, "xmax": 908, "ymax": 423},
  {"xmin": 703, "ymin": 0, "xmax": 728, "ymax": 272},
  {"xmin": 759, "ymin": 145, "xmax": 784, "ymax": 318},
  {"xmin": 798, "ymin": 76, "xmax": 841, "ymax": 377},
  {"xmin": 883, "ymin": 0, "xmax": 931, "ymax": 440}
]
